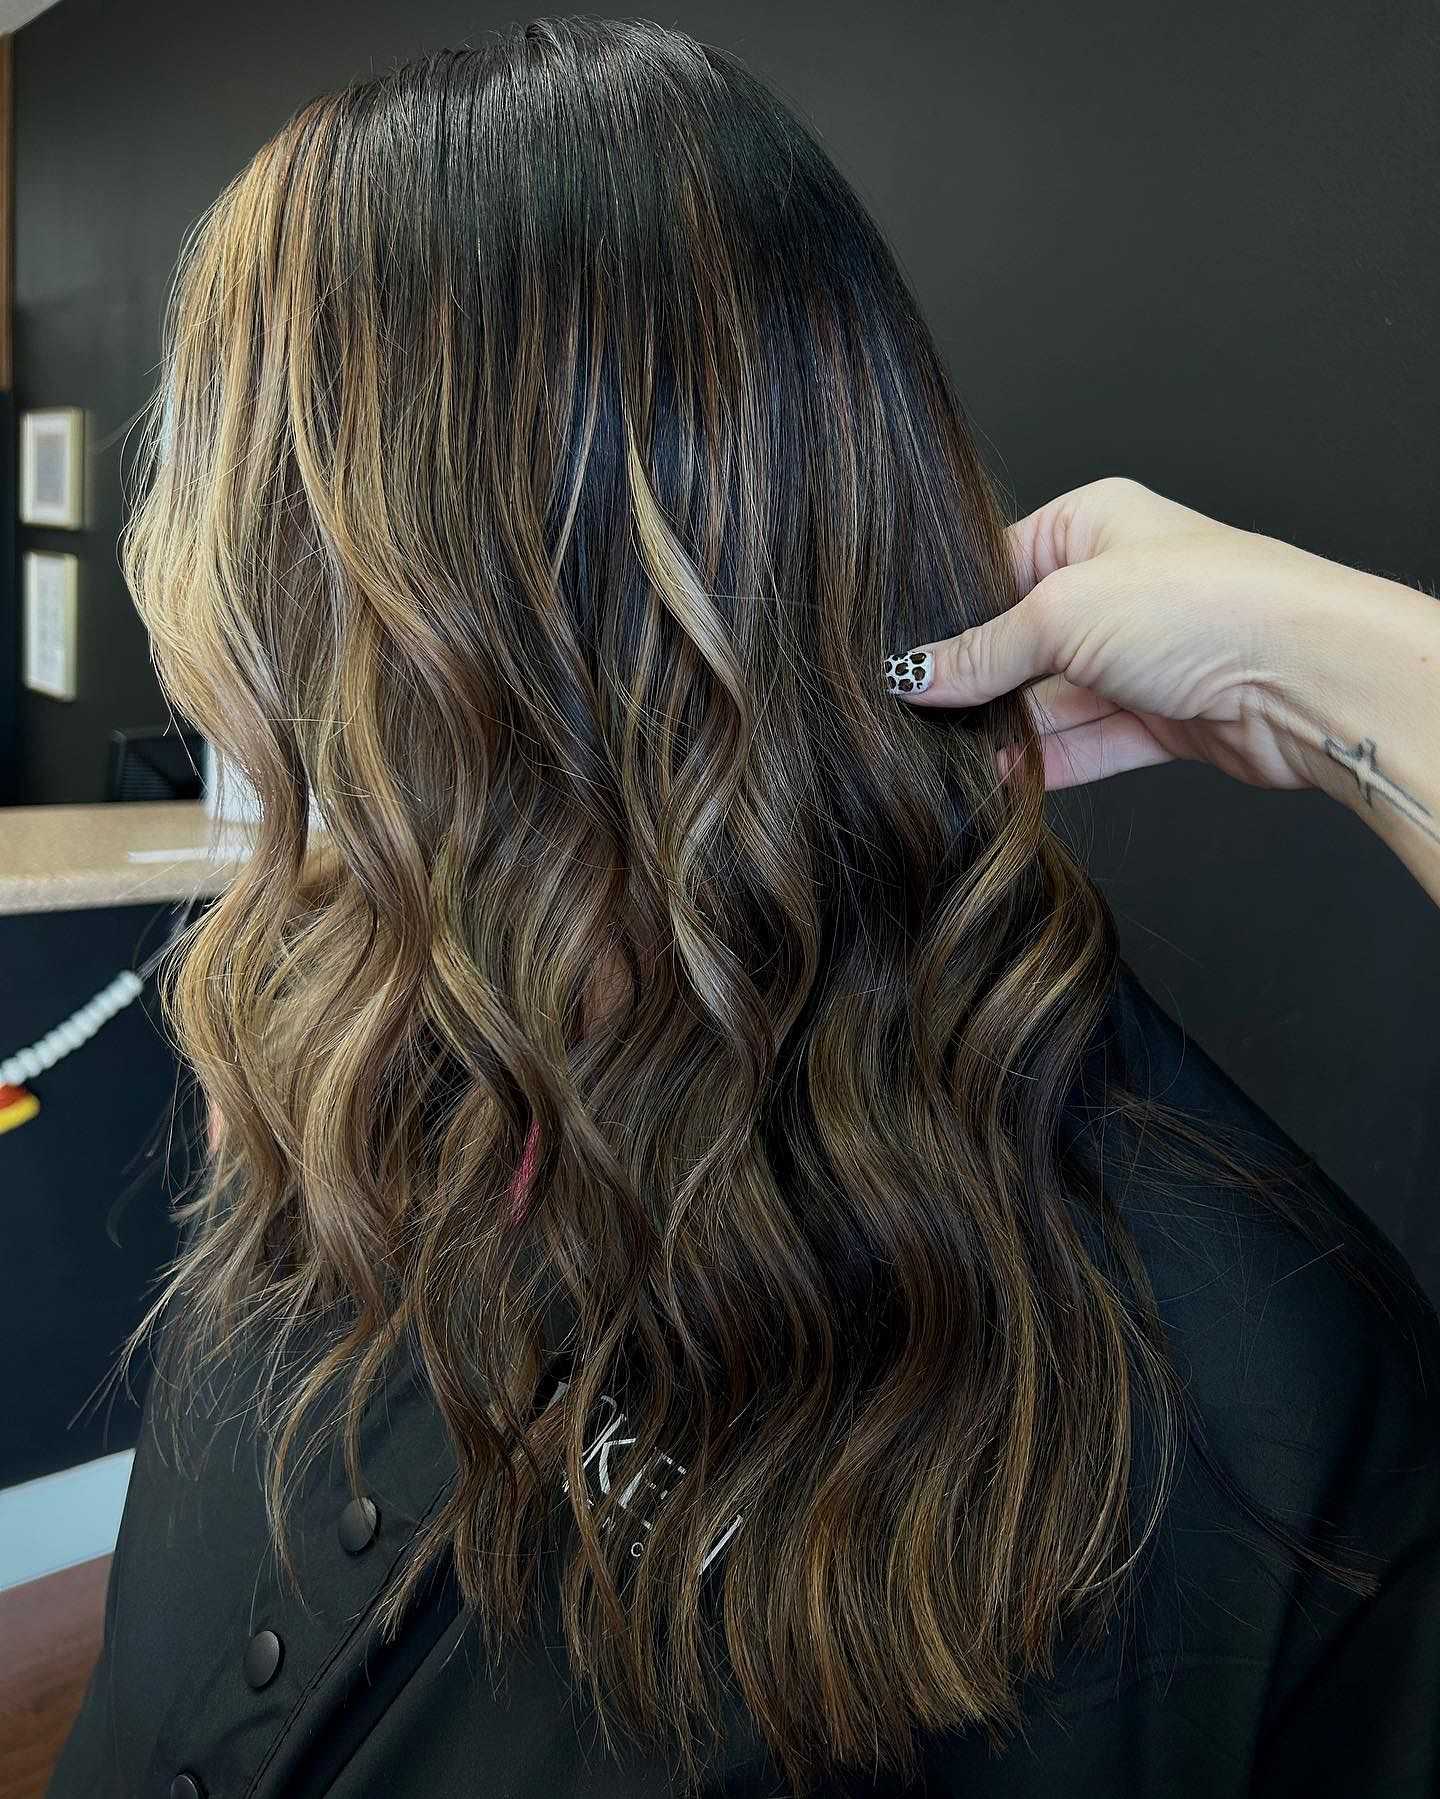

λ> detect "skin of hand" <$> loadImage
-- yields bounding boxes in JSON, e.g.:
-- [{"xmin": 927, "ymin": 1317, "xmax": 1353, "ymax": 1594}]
[{"xmin": 894, "ymin": 476, "xmax": 1440, "ymax": 906}]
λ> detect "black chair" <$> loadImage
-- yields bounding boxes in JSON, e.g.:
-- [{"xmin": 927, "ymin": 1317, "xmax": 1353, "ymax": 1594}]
[{"xmin": 106, "ymin": 727, "xmax": 205, "ymax": 802}]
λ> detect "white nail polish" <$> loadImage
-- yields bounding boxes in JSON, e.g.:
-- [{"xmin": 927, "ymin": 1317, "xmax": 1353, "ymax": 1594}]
[{"xmin": 883, "ymin": 648, "xmax": 933, "ymax": 696}]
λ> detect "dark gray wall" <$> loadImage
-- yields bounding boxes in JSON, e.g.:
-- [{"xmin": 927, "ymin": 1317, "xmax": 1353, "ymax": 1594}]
[
  {"xmin": 14, "ymin": 1, "xmax": 1438, "ymax": 802},
  {"xmin": 4, "ymin": 0, "xmax": 1437, "ymax": 1481},
  {"xmin": 0, "ymin": 393, "xmax": 16, "ymax": 800}
]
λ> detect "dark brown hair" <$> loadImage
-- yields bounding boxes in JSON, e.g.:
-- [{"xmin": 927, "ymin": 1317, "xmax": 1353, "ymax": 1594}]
[{"xmin": 121, "ymin": 18, "xmax": 1396, "ymax": 1793}]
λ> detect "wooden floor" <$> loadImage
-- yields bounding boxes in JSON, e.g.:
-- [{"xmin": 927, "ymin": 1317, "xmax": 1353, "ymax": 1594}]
[{"xmin": 0, "ymin": 1557, "xmax": 109, "ymax": 1799}]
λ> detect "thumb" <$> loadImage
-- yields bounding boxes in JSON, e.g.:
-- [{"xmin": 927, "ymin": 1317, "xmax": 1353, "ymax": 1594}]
[{"xmin": 884, "ymin": 581, "xmax": 1063, "ymax": 708}]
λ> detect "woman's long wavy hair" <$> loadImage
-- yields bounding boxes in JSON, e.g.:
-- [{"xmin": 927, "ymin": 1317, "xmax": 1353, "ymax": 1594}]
[{"xmin": 122, "ymin": 18, "xmax": 1394, "ymax": 1794}]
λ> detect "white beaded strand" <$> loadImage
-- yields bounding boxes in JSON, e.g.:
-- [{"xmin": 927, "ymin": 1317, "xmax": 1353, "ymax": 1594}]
[{"xmin": 1, "ymin": 969, "xmax": 146, "ymax": 1088}]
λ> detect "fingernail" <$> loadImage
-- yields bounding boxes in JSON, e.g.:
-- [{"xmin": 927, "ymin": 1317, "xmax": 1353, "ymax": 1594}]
[{"xmin": 883, "ymin": 648, "xmax": 934, "ymax": 697}]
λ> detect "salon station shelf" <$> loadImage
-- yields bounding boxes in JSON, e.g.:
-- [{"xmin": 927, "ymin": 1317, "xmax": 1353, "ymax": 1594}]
[{"xmin": 0, "ymin": 801, "xmax": 245, "ymax": 916}]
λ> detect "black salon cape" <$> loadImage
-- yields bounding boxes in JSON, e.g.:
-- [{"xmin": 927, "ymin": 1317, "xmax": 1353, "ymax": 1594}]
[{"xmin": 49, "ymin": 962, "xmax": 1440, "ymax": 1798}]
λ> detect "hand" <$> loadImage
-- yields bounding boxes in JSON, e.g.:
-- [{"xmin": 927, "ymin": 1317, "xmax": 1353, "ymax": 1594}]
[{"xmin": 892, "ymin": 476, "xmax": 1392, "ymax": 794}]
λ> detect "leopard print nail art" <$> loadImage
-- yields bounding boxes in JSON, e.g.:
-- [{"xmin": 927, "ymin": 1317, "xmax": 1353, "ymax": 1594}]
[{"xmin": 883, "ymin": 648, "xmax": 934, "ymax": 696}]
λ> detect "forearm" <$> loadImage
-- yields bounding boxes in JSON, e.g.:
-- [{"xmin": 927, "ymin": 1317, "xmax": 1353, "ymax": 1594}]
[{"xmin": 1256, "ymin": 550, "xmax": 1440, "ymax": 905}]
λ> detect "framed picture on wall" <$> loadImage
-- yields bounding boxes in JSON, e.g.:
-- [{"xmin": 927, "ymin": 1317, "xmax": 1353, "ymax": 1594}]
[
  {"xmin": 20, "ymin": 406, "xmax": 84, "ymax": 527},
  {"xmin": 23, "ymin": 550, "xmax": 78, "ymax": 700}
]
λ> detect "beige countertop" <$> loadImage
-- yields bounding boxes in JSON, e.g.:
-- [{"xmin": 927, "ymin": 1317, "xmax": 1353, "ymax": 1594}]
[{"xmin": 0, "ymin": 801, "xmax": 250, "ymax": 915}]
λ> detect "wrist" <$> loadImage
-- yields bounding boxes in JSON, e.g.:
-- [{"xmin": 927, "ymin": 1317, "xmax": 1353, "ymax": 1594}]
[
  {"xmin": 1252, "ymin": 562, "xmax": 1433, "ymax": 779},
  {"xmin": 1246, "ymin": 552, "xmax": 1440, "ymax": 895}
]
